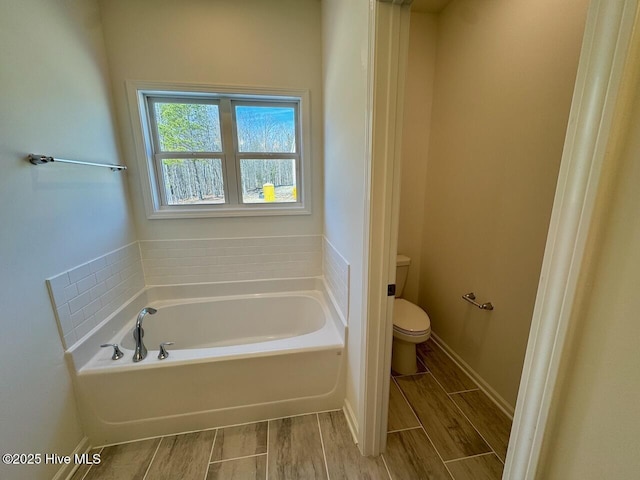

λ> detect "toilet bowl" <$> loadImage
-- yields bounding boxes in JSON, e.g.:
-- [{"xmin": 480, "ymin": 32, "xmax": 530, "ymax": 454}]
[{"xmin": 392, "ymin": 255, "xmax": 431, "ymax": 375}]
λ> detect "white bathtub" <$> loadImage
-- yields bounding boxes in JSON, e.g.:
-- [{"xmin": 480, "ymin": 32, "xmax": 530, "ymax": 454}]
[{"xmin": 67, "ymin": 278, "xmax": 346, "ymax": 445}]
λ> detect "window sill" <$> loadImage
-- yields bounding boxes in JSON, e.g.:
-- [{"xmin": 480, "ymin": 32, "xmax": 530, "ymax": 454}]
[{"xmin": 147, "ymin": 204, "xmax": 311, "ymax": 219}]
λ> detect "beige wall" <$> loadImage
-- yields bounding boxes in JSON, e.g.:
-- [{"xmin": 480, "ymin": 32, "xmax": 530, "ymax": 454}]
[
  {"xmin": 402, "ymin": 0, "xmax": 589, "ymax": 407},
  {"xmin": 0, "ymin": 0, "xmax": 136, "ymax": 478},
  {"xmin": 539, "ymin": 20, "xmax": 640, "ymax": 479},
  {"xmin": 98, "ymin": 0, "xmax": 323, "ymax": 240},
  {"xmin": 398, "ymin": 12, "xmax": 437, "ymax": 304},
  {"xmin": 321, "ymin": 0, "xmax": 371, "ymax": 436}
]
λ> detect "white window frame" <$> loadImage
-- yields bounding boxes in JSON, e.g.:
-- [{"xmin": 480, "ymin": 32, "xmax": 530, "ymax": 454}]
[{"xmin": 126, "ymin": 81, "xmax": 312, "ymax": 218}]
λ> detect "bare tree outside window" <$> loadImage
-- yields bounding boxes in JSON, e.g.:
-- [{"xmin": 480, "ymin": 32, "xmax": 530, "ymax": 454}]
[
  {"xmin": 235, "ymin": 106, "xmax": 297, "ymax": 203},
  {"xmin": 154, "ymin": 102, "xmax": 224, "ymax": 205}
]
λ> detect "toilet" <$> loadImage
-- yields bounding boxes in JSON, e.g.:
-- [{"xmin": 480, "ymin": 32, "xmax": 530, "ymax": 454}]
[{"xmin": 392, "ymin": 255, "xmax": 431, "ymax": 375}]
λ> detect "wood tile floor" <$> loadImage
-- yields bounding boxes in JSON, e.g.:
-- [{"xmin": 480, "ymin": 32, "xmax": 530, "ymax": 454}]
[
  {"xmin": 72, "ymin": 340, "xmax": 511, "ymax": 480},
  {"xmin": 389, "ymin": 339, "xmax": 513, "ymax": 479}
]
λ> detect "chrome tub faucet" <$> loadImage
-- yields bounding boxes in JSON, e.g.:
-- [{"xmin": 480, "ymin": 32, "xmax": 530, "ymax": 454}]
[{"xmin": 133, "ymin": 307, "xmax": 157, "ymax": 362}]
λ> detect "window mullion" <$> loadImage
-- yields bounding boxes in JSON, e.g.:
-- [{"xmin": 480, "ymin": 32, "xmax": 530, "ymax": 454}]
[
  {"xmin": 155, "ymin": 152, "xmax": 220, "ymax": 159},
  {"xmin": 235, "ymin": 152, "xmax": 298, "ymax": 160},
  {"xmin": 153, "ymin": 153, "xmax": 169, "ymax": 207},
  {"xmin": 219, "ymin": 98, "xmax": 239, "ymax": 205}
]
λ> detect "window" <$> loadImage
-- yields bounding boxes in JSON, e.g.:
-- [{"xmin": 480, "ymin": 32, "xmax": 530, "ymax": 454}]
[{"xmin": 128, "ymin": 82, "xmax": 311, "ymax": 218}]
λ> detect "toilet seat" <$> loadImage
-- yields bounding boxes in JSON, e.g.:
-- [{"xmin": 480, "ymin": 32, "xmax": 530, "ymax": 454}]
[
  {"xmin": 393, "ymin": 298, "xmax": 431, "ymax": 336},
  {"xmin": 394, "ymin": 324, "xmax": 431, "ymax": 337}
]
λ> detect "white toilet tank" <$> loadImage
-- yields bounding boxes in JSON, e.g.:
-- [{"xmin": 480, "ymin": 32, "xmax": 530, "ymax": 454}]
[{"xmin": 396, "ymin": 254, "xmax": 411, "ymax": 297}]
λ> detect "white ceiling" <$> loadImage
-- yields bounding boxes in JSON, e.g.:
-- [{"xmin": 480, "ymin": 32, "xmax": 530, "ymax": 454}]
[{"xmin": 410, "ymin": 0, "xmax": 451, "ymax": 14}]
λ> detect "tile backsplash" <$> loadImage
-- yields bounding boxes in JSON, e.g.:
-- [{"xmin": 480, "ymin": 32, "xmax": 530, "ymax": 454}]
[
  {"xmin": 140, "ymin": 235, "xmax": 323, "ymax": 285},
  {"xmin": 46, "ymin": 235, "xmax": 347, "ymax": 351},
  {"xmin": 47, "ymin": 243, "xmax": 144, "ymax": 349},
  {"xmin": 323, "ymin": 237, "xmax": 349, "ymax": 321}
]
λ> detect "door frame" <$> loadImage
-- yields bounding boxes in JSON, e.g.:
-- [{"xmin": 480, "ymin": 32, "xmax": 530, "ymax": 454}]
[
  {"xmin": 503, "ymin": 1, "xmax": 638, "ymax": 477},
  {"xmin": 361, "ymin": 1, "xmax": 638, "ymax": 478},
  {"xmin": 359, "ymin": 0, "xmax": 411, "ymax": 456}
]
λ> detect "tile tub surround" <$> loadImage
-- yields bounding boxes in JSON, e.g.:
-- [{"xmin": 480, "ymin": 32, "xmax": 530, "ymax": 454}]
[
  {"xmin": 46, "ymin": 243, "xmax": 144, "ymax": 349},
  {"xmin": 46, "ymin": 235, "xmax": 329, "ymax": 349},
  {"xmin": 322, "ymin": 236, "xmax": 350, "ymax": 321},
  {"xmin": 140, "ymin": 235, "xmax": 323, "ymax": 285}
]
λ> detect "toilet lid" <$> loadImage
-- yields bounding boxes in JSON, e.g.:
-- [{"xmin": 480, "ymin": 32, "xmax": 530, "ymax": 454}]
[{"xmin": 394, "ymin": 298, "xmax": 431, "ymax": 334}]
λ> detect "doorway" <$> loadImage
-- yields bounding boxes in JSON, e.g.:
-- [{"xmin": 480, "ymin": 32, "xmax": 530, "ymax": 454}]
[{"xmin": 363, "ymin": 1, "xmax": 638, "ymax": 479}]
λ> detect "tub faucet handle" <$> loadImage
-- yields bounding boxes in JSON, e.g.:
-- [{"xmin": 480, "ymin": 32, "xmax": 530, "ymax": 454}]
[
  {"xmin": 158, "ymin": 342, "xmax": 175, "ymax": 360},
  {"xmin": 100, "ymin": 343, "xmax": 124, "ymax": 360}
]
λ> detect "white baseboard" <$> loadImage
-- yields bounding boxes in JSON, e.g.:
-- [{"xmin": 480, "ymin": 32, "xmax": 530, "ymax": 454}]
[
  {"xmin": 431, "ymin": 333, "xmax": 515, "ymax": 419},
  {"xmin": 342, "ymin": 399, "xmax": 359, "ymax": 445},
  {"xmin": 51, "ymin": 436, "xmax": 90, "ymax": 480}
]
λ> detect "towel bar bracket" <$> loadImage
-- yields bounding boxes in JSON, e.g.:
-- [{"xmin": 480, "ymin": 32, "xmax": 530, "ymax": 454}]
[{"xmin": 462, "ymin": 292, "xmax": 494, "ymax": 311}]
